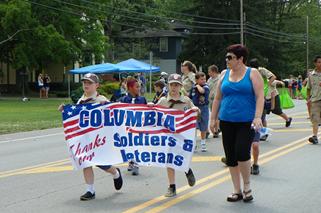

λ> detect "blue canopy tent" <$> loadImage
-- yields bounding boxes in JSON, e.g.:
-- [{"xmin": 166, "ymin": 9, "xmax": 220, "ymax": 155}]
[
  {"xmin": 116, "ymin": 58, "xmax": 160, "ymax": 94},
  {"xmin": 69, "ymin": 59, "xmax": 160, "ymax": 74},
  {"xmin": 68, "ymin": 58, "xmax": 160, "ymax": 96},
  {"xmin": 116, "ymin": 58, "xmax": 160, "ymax": 73},
  {"xmin": 69, "ymin": 63, "xmax": 120, "ymax": 74}
]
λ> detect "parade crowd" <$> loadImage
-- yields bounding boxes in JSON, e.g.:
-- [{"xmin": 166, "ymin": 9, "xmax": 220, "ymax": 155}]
[{"xmin": 59, "ymin": 44, "xmax": 321, "ymax": 203}]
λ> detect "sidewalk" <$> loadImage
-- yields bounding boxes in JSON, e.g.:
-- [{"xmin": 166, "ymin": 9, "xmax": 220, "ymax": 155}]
[{"xmin": 0, "ymin": 128, "xmax": 63, "ymax": 144}]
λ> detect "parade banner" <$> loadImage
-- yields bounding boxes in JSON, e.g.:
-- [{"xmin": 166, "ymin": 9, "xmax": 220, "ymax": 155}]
[{"xmin": 62, "ymin": 103, "xmax": 197, "ymax": 172}]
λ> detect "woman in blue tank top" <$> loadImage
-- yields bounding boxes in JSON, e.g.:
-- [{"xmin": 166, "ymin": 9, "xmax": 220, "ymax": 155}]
[{"xmin": 210, "ymin": 44, "xmax": 264, "ymax": 203}]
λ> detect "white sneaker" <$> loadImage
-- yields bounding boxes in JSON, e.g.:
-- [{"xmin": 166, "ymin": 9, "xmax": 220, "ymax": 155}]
[{"xmin": 201, "ymin": 143, "xmax": 207, "ymax": 152}]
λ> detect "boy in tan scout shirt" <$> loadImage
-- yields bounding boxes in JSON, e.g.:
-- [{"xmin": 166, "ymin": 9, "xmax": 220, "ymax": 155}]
[
  {"xmin": 157, "ymin": 73, "xmax": 199, "ymax": 197},
  {"xmin": 307, "ymin": 56, "xmax": 321, "ymax": 144},
  {"xmin": 59, "ymin": 73, "xmax": 123, "ymax": 201},
  {"xmin": 249, "ymin": 59, "xmax": 292, "ymax": 128},
  {"xmin": 181, "ymin": 61, "xmax": 196, "ymax": 96}
]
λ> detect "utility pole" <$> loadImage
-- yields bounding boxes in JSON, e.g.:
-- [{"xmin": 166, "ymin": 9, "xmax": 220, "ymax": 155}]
[
  {"xmin": 306, "ymin": 15, "xmax": 309, "ymax": 73},
  {"xmin": 149, "ymin": 51, "xmax": 153, "ymax": 95},
  {"xmin": 240, "ymin": 0, "xmax": 244, "ymax": 45},
  {"xmin": 243, "ymin": 12, "xmax": 246, "ymax": 46}
]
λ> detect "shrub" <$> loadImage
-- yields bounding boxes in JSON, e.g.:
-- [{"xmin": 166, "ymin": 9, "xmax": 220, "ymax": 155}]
[
  {"xmin": 98, "ymin": 82, "xmax": 120, "ymax": 96},
  {"xmin": 56, "ymin": 91, "xmax": 69, "ymax": 97},
  {"xmin": 70, "ymin": 87, "xmax": 83, "ymax": 104},
  {"xmin": 70, "ymin": 81, "xmax": 120, "ymax": 103}
]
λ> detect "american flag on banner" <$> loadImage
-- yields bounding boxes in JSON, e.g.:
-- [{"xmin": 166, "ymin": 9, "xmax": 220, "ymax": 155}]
[
  {"xmin": 62, "ymin": 103, "xmax": 104, "ymax": 141},
  {"xmin": 62, "ymin": 103, "xmax": 197, "ymax": 141}
]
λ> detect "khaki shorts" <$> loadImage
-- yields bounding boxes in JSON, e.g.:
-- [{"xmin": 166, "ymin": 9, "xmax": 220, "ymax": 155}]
[{"xmin": 311, "ymin": 101, "xmax": 321, "ymax": 124}]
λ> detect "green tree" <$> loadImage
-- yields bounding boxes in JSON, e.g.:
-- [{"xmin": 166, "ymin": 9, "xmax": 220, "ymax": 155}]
[
  {"xmin": 168, "ymin": 0, "xmax": 321, "ymax": 77},
  {"xmin": 0, "ymin": 0, "xmax": 110, "ymax": 82}
]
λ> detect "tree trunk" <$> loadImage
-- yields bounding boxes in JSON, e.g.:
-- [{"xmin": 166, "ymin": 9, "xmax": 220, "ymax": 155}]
[{"xmin": 6, "ymin": 60, "xmax": 10, "ymax": 92}]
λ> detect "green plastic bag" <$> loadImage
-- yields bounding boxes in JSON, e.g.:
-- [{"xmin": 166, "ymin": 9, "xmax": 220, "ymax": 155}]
[
  {"xmin": 278, "ymin": 88, "xmax": 294, "ymax": 109},
  {"xmin": 301, "ymin": 86, "xmax": 307, "ymax": 100},
  {"xmin": 264, "ymin": 78, "xmax": 269, "ymax": 97}
]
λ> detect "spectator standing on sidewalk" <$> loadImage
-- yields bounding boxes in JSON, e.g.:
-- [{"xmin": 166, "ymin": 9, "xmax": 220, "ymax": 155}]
[{"xmin": 43, "ymin": 74, "xmax": 51, "ymax": 98}]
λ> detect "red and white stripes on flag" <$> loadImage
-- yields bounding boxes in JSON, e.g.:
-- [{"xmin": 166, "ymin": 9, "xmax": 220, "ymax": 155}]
[{"xmin": 63, "ymin": 103, "xmax": 197, "ymax": 141}]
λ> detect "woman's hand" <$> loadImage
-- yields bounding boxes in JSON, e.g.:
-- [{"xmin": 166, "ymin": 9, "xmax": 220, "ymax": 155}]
[
  {"xmin": 210, "ymin": 120, "xmax": 217, "ymax": 134},
  {"xmin": 252, "ymin": 117, "xmax": 263, "ymax": 131}
]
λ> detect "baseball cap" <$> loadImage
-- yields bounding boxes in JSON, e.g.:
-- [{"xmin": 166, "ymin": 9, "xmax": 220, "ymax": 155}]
[
  {"xmin": 168, "ymin": 74, "xmax": 182, "ymax": 85},
  {"xmin": 81, "ymin": 73, "xmax": 99, "ymax": 83}
]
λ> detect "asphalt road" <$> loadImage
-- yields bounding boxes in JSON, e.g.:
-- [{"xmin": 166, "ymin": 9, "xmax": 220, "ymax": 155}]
[{"xmin": 0, "ymin": 100, "xmax": 320, "ymax": 213}]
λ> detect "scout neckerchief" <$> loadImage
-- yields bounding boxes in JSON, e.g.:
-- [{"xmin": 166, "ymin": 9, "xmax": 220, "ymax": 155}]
[
  {"xmin": 79, "ymin": 93, "xmax": 100, "ymax": 104},
  {"xmin": 168, "ymin": 99, "xmax": 185, "ymax": 108}
]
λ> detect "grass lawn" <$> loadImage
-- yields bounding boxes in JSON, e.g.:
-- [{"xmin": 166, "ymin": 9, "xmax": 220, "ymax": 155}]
[
  {"xmin": 0, "ymin": 98, "xmax": 70, "ymax": 135},
  {"xmin": 0, "ymin": 93, "xmax": 155, "ymax": 135}
]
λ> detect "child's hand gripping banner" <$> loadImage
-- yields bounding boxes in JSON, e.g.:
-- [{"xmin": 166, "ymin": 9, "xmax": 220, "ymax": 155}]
[{"xmin": 62, "ymin": 103, "xmax": 197, "ymax": 172}]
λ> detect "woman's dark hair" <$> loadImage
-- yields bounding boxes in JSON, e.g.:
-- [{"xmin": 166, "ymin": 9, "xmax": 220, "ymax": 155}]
[
  {"xmin": 208, "ymin": 65, "xmax": 219, "ymax": 73},
  {"xmin": 226, "ymin": 44, "xmax": 249, "ymax": 63},
  {"xmin": 182, "ymin": 60, "xmax": 197, "ymax": 73},
  {"xmin": 249, "ymin": 58, "xmax": 259, "ymax": 69},
  {"xmin": 314, "ymin": 55, "xmax": 321, "ymax": 63},
  {"xmin": 119, "ymin": 77, "xmax": 126, "ymax": 86},
  {"xmin": 154, "ymin": 80, "xmax": 165, "ymax": 89}
]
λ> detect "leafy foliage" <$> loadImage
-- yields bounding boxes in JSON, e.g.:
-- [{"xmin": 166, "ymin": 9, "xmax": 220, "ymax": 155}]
[
  {"xmin": 174, "ymin": 0, "xmax": 321, "ymax": 78},
  {"xmin": 1, "ymin": 0, "xmax": 320, "ymax": 82}
]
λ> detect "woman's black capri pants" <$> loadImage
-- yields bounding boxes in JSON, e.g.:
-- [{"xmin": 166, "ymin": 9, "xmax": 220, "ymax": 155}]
[{"xmin": 220, "ymin": 120, "xmax": 255, "ymax": 167}]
